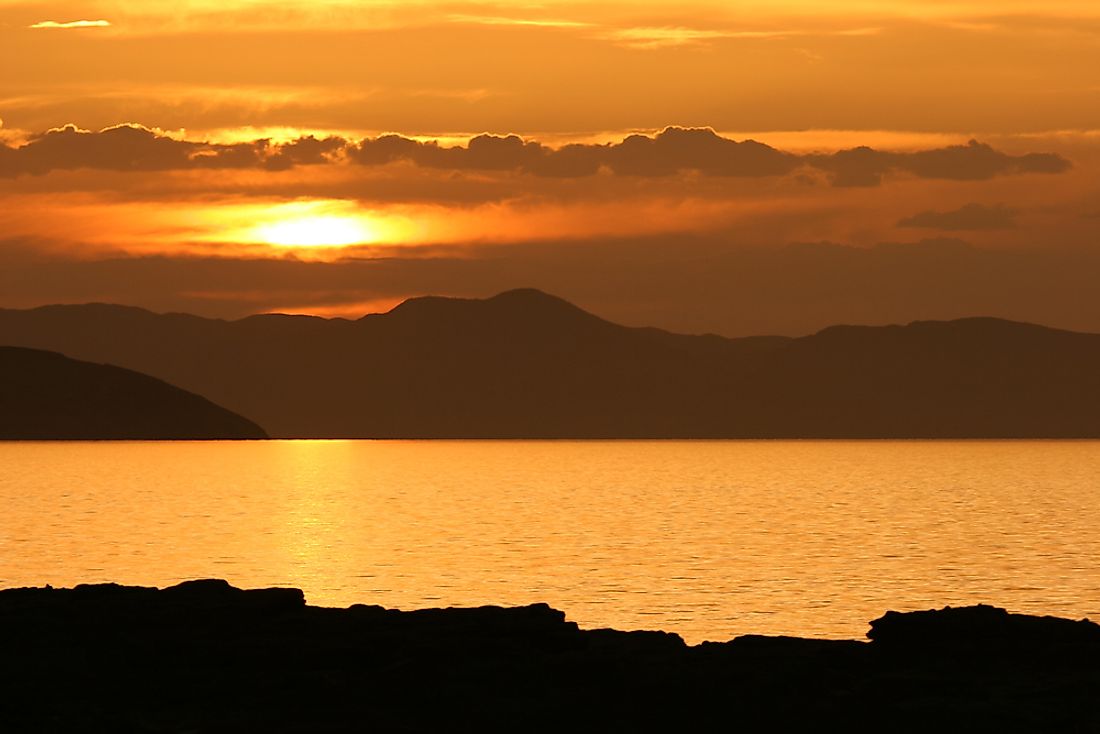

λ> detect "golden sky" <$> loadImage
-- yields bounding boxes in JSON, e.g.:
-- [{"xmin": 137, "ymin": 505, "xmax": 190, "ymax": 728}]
[{"xmin": 1, "ymin": 0, "xmax": 1098, "ymax": 333}]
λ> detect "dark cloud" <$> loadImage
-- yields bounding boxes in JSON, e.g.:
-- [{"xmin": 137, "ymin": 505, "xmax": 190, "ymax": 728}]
[
  {"xmin": 262, "ymin": 135, "xmax": 348, "ymax": 171},
  {"xmin": 349, "ymin": 128, "xmax": 799, "ymax": 178},
  {"xmin": 350, "ymin": 131, "xmax": 1068, "ymax": 185},
  {"xmin": 905, "ymin": 142, "xmax": 1070, "ymax": 179},
  {"xmin": 0, "ymin": 124, "xmax": 263, "ymax": 175},
  {"xmin": 0, "ymin": 124, "xmax": 346, "ymax": 177},
  {"xmin": 898, "ymin": 203, "xmax": 1019, "ymax": 231},
  {"xmin": 350, "ymin": 132, "xmax": 554, "ymax": 172},
  {"xmin": 809, "ymin": 140, "xmax": 1071, "ymax": 187},
  {"xmin": 608, "ymin": 128, "xmax": 798, "ymax": 177},
  {"xmin": 0, "ymin": 125, "xmax": 1072, "ymax": 186}
]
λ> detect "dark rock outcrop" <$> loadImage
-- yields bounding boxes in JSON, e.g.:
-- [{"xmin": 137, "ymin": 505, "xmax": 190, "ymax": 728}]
[
  {"xmin": 1, "ymin": 581, "xmax": 1097, "ymax": 731},
  {"xmin": 870, "ymin": 603, "xmax": 1100, "ymax": 650},
  {"xmin": 0, "ymin": 346, "xmax": 267, "ymax": 439}
]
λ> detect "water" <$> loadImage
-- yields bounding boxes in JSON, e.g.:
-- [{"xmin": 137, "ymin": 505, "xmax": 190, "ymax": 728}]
[{"xmin": 2, "ymin": 440, "xmax": 1099, "ymax": 642}]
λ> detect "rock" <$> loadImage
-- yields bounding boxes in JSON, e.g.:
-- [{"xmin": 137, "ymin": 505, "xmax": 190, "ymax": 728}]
[
  {"xmin": 868, "ymin": 603, "xmax": 1100, "ymax": 656},
  {"xmin": 1, "ymin": 581, "xmax": 1098, "ymax": 732}
]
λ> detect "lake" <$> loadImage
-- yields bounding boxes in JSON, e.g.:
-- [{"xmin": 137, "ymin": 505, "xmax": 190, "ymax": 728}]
[{"xmin": 2, "ymin": 440, "xmax": 1098, "ymax": 642}]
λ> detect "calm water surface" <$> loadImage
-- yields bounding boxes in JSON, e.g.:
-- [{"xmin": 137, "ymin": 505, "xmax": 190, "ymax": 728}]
[{"xmin": 2, "ymin": 440, "xmax": 1098, "ymax": 642}]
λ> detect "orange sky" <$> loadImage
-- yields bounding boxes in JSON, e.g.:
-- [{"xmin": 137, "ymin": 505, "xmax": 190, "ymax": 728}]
[{"xmin": 1, "ymin": 0, "xmax": 1098, "ymax": 333}]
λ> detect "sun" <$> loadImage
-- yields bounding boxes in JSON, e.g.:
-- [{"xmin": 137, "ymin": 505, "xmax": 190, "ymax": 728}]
[
  {"xmin": 192, "ymin": 199, "xmax": 418, "ymax": 255},
  {"xmin": 235, "ymin": 200, "xmax": 387, "ymax": 249},
  {"xmin": 254, "ymin": 214, "xmax": 375, "ymax": 248}
]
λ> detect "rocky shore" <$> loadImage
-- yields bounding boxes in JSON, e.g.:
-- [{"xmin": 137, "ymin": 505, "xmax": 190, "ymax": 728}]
[{"xmin": 2, "ymin": 580, "xmax": 1097, "ymax": 732}]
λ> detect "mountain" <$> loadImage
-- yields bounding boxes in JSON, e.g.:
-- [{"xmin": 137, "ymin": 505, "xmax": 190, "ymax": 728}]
[
  {"xmin": 0, "ymin": 288, "xmax": 1098, "ymax": 438},
  {"xmin": 0, "ymin": 346, "xmax": 267, "ymax": 440}
]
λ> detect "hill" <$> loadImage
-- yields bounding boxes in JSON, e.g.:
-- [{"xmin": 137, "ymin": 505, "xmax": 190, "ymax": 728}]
[
  {"xmin": 0, "ymin": 346, "xmax": 267, "ymax": 440},
  {"xmin": 0, "ymin": 289, "xmax": 1097, "ymax": 437}
]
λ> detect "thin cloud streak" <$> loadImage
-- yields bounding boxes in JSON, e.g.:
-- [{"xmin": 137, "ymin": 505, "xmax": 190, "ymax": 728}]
[
  {"xmin": 446, "ymin": 14, "xmax": 592, "ymax": 28},
  {"xmin": 604, "ymin": 24, "xmax": 882, "ymax": 49},
  {"xmin": 898, "ymin": 202, "xmax": 1019, "ymax": 230},
  {"xmin": 5, "ymin": 14, "xmax": 1098, "ymax": 136},
  {"xmin": 29, "ymin": 19, "xmax": 111, "ymax": 29}
]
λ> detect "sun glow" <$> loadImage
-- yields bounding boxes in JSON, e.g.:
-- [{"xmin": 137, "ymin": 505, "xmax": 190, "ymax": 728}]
[
  {"xmin": 255, "ymin": 214, "xmax": 374, "ymax": 247},
  {"xmin": 238, "ymin": 201, "xmax": 390, "ymax": 249}
]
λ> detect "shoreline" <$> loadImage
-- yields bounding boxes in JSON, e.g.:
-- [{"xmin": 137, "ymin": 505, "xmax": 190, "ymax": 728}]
[{"xmin": 3, "ymin": 579, "xmax": 1098, "ymax": 731}]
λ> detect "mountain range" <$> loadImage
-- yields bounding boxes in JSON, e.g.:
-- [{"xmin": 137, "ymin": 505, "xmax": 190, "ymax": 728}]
[
  {"xmin": 0, "ymin": 346, "xmax": 266, "ymax": 440},
  {"xmin": 1, "ymin": 288, "xmax": 1098, "ymax": 438}
]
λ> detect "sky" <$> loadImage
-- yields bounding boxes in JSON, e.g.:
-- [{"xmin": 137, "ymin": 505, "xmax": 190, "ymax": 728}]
[{"xmin": 1, "ymin": 0, "xmax": 1098, "ymax": 335}]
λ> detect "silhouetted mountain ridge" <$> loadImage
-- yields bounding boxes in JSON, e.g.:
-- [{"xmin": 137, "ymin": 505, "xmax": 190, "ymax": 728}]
[
  {"xmin": 0, "ymin": 346, "xmax": 267, "ymax": 439},
  {"xmin": 0, "ymin": 290, "xmax": 1097, "ymax": 438},
  {"xmin": 374, "ymin": 288, "xmax": 626, "ymax": 341}
]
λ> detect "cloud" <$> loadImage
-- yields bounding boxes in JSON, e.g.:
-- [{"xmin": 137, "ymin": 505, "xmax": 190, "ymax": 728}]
[
  {"xmin": 898, "ymin": 203, "xmax": 1019, "ymax": 230},
  {"xmin": 351, "ymin": 129, "xmax": 1069, "ymax": 184},
  {"xmin": 808, "ymin": 140, "xmax": 1071, "ymax": 186},
  {"xmin": 446, "ymin": 14, "xmax": 591, "ymax": 29},
  {"xmin": 28, "ymin": 20, "xmax": 111, "ymax": 29},
  {"xmin": 607, "ymin": 27, "xmax": 738, "ymax": 49},
  {"xmin": 605, "ymin": 128, "xmax": 798, "ymax": 177},
  {"xmin": 349, "ymin": 128, "xmax": 802, "ymax": 179},
  {"xmin": 603, "ymin": 25, "xmax": 883, "ymax": 49},
  {"xmin": 0, "ymin": 125, "xmax": 1073, "ymax": 187},
  {"xmin": 261, "ymin": 135, "xmax": 348, "ymax": 171},
  {"xmin": 0, "ymin": 124, "xmax": 346, "ymax": 176}
]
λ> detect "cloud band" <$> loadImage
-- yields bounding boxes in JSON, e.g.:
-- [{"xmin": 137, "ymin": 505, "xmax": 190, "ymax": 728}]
[{"xmin": 0, "ymin": 124, "xmax": 1072, "ymax": 186}]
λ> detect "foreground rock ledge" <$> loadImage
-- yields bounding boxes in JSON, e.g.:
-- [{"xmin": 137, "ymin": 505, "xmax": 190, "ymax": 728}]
[{"xmin": 2, "ymin": 581, "xmax": 1097, "ymax": 732}]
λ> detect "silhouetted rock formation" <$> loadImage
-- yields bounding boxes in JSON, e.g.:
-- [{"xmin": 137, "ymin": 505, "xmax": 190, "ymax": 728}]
[
  {"xmin": 870, "ymin": 603, "xmax": 1100, "ymax": 652},
  {"xmin": 2, "ymin": 289, "xmax": 1100, "ymax": 437},
  {"xmin": 0, "ymin": 346, "xmax": 267, "ymax": 439},
  {"xmin": 1, "ymin": 580, "xmax": 1096, "ymax": 731}
]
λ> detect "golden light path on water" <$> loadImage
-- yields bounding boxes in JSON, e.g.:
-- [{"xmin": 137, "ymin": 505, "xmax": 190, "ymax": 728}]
[{"xmin": 3, "ymin": 440, "xmax": 1100, "ymax": 643}]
